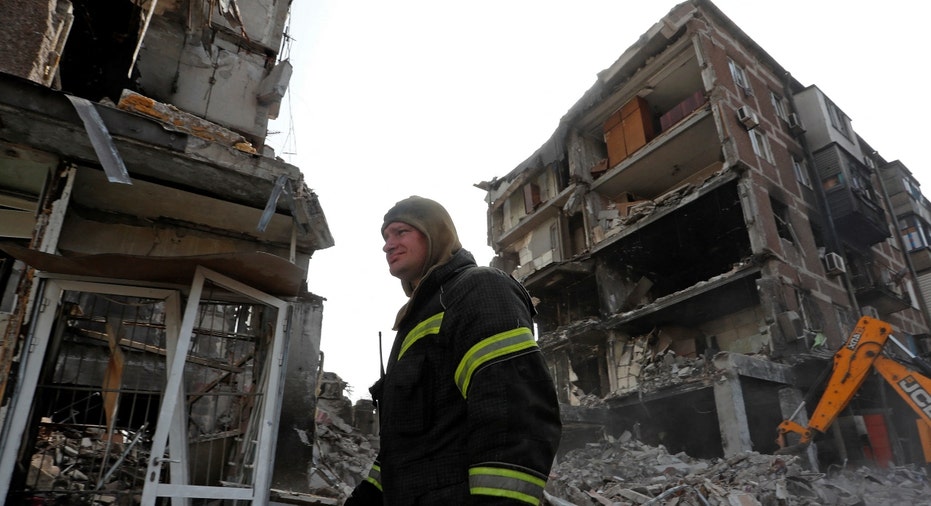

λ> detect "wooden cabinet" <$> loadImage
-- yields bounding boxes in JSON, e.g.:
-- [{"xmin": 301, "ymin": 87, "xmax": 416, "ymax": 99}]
[
  {"xmin": 523, "ymin": 183, "xmax": 541, "ymax": 214},
  {"xmin": 603, "ymin": 96, "xmax": 654, "ymax": 168}
]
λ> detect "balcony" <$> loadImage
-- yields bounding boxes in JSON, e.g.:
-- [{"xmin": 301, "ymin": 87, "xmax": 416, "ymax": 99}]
[
  {"xmin": 850, "ymin": 266, "xmax": 911, "ymax": 314},
  {"xmin": 494, "ymin": 183, "xmax": 575, "ymax": 249},
  {"xmin": 908, "ymin": 247, "xmax": 931, "ymax": 272},
  {"xmin": 853, "ymin": 281, "xmax": 911, "ymax": 315},
  {"xmin": 590, "ymin": 107, "xmax": 720, "ymax": 201},
  {"xmin": 815, "ymin": 146, "xmax": 890, "ymax": 248},
  {"xmin": 824, "ymin": 186, "xmax": 890, "ymax": 247}
]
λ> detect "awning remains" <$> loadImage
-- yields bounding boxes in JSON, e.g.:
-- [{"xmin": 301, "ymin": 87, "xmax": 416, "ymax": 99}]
[{"xmin": 0, "ymin": 243, "xmax": 306, "ymax": 297}]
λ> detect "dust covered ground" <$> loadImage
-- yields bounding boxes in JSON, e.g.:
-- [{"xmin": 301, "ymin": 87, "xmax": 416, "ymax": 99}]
[{"xmin": 545, "ymin": 431, "xmax": 931, "ymax": 505}]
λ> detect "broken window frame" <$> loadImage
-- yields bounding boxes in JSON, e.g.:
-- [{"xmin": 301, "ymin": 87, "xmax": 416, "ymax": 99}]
[
  {"xmin": 770, "ymin": 197, "xmax": 796, "ymax": 244},
  {"xmin": 0, "ymin": 267, "xmax": 290, "ymax": 506},
  {"xmin": 0, "ymin": 278, "xmax": 184, "ymax": 501},
  {"xmin": 141, "ymin": 266, "xmax": 288, "ymax": 505},
  {"xmin": 728, "ymin": 58, "xmax": 752, "ymax": 96}
]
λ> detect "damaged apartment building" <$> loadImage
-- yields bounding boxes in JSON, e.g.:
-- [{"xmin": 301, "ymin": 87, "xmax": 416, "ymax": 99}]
[
  {"xmin": 478, "ymin": 0, "xmax": 931, "ymax": 469},
  {"xmin": 0, "ymin": 0, "xmax": 334, "ymax": 504}
]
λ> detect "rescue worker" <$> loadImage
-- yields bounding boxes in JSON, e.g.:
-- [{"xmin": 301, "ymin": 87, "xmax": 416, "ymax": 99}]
[{"xmin": 344, "ymin": 196, "xmax": 561, "ymax": 505}]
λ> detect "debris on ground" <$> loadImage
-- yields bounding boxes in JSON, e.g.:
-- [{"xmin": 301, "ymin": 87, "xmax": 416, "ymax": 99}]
[
  {"xmin": 545, "ymin": 430, "xmax": 931, "ymax": 505},
  {"xmin": 309, "ymin": 373, "xmax": 379, "ymax": 501},
  {"xmin": 304, "ymin": 371, "xmax": 931, "ymax": 506}
]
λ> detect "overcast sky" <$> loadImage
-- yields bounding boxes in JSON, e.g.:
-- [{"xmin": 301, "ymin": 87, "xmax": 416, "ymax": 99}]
[{"xmin": 268, "ymin": 1, "xmax": 927, "ymax": 401}]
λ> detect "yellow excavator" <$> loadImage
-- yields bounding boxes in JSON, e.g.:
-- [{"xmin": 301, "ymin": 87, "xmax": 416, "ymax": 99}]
[{"xmin": 776, "ymin": 316, "xmax": 931, "ymax": 462}]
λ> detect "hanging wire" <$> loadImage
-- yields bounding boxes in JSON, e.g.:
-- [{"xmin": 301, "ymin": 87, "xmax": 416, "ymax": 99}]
[
  {"xmin": 278, "ymin": 88, "xmax": 297, "ymax": 162},
  {"xmin": 278, "ymin": 4, "xmax": 294, "ymax": 63},
  {"xmin": 277, "ymin": 2, "xmax": 299, "ymax": 162}
]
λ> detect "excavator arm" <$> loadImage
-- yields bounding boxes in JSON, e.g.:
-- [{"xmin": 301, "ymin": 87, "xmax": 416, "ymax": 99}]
[
  {"xmin": 777, "ymin": 316, "xmax": 931, "ymax": 461},
  {"xmin": 873, "ymin": 353, "xmax": 931, "ymax": 416},
  {"xmin": 776, "ymin": 316, "xmax": 892, "ymax": 449},
  {"xmin": 872, "ymin": 349, "xmax": 931, "ymax": 457}
]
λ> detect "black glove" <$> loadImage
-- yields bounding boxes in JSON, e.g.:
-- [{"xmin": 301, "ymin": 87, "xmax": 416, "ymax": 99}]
[{"xmin": 344, "ymin": 479, "xmax": 382, "ymax": 506}]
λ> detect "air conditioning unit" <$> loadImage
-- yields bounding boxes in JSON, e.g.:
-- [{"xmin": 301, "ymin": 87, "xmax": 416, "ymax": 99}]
[
  {"xmin": 737, "ymin": 106, "xmax": 759, "ymax": 129},
  {"xmin": 787, "ymin": 113, "xmax": 805, "ymax": 135},
  {"xmin": 824, "ymin": 252, "xmax": 846, "ymax": 276}
]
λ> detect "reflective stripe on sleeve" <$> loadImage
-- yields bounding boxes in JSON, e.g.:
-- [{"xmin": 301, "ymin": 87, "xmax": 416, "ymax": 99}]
[
  {"xmin": 364, "ymin": 463, "xmax": 382, "ymax": 491},
  {"xmin": 468, "ymin": 465, "xmax": 545, "ymax": 505},
  {"xmin": 398, "ymin": 312, "xmax": 444, "ymax": 360},
  {"xmin": 454, "ymin": 327, "xmax": 536, "ymax": 398}
]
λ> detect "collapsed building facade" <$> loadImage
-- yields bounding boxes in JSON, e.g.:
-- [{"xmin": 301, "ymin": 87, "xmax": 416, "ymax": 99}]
[
  {"xmin": 478, "ymin": 0, "xmax": 931, "ymax": 469},
  {"xmin": 0, "ymin": 0, "xmax": 334, "ymax": 504}
]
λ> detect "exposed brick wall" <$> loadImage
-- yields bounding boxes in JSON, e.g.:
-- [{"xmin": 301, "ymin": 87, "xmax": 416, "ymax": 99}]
[{"xmin": 0, "ymin": 0, "xmax": 58, "ymax": 82}]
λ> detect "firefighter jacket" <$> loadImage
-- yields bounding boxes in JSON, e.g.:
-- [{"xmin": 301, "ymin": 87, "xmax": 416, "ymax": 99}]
[{"xmin": 349, "ymin": 248, "xmax": 561, "ymax": 505}]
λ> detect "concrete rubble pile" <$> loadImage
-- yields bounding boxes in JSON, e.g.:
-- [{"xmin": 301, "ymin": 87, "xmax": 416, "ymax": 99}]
[
  {"xmin": 544, "ymin": 431, "xmax": 931, "ymax": 505},
  {"xmin": 573, "ymin": 329, "xmax": 717, "ymax": 407},
  {"xmin": 632, "ymin": 346, "xmax": 711, "ymax": 394},
  {"xmin": 24, "ymin": 418, "xmax": 150, "ymax": 505},
  {"xmin": 310, "ymin": 412, "xmax": 378, "ymax": 500},
  {"xmin": 309, "ymin": 372, "xmax": 379, "ymax": 502}
]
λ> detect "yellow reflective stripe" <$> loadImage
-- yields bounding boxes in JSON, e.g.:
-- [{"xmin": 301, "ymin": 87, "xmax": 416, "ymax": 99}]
[
  {"xmin": 365, "ymin": 463, "xmax": 382, "ymax": 491},
  {"xmin": 454, "ymin": 327, "xmax": 536, "ymax": 398},
  {"xmin": 469, "ymin": 466, "xmax": 544, "ymax": 505},
  {"xmin": 398, "ymin": 312, "xmax": 444, "ymax": 359}
]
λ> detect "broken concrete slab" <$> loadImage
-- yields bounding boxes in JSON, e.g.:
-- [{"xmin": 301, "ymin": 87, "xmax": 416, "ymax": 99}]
[{"xmin": 545, "ymin": 432, "xmax": 931, "ymax": 505}]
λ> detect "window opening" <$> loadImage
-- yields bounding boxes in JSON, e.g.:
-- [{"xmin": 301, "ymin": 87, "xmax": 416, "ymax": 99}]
[
  {"xmin": 749, "ymin": 129, "xmax": 774, "ymax": 163},
  {"xmin": 770, "ymin": 91, "xmax": 787, "ymax": 120},
  {"xmin": 826, "ymin": 98, "xmax": 851, "ymax": 139},
  {"xmin": 792, "ymin": 156, "xmax": 812, "ymax": 188},
  {"xmin": 901, "ymin": 215, "xmax": 931, "ymax": 251},
  {"xmin": 904, "ymin": 177, "xmax": 923, "ymax": 201},
  {"xmin": 728, "ymin": 58, "xmax": 752, "ymax": 95},
  {"xmin": 770, "ymin": 197, "xmax": 795, "ymax": 243}
]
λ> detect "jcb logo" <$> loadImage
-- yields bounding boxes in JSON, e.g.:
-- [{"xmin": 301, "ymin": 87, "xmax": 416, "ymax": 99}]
[
  {"xmin": 898, "ymin": 376, "xmax": 931, "ymax": 418},
  {"xmin": 847, "ymin": 331, "xmax": 863, "ymax": 351}
]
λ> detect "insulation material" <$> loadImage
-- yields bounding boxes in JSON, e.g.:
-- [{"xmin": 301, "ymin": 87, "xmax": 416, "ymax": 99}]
[
  {"xmin": 613, "ymin": 339, "xmax": 644, "ymax": 394},
  {"xmin": 101, "ymin": 321, "xmax": 125, "ymax": 436},
  {"xmin": 117, "ymin": 90, "xmax": 257, "ymax": 153}
]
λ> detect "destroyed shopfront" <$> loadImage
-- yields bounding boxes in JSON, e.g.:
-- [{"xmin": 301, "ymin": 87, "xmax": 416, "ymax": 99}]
[
  {"xmin": 478, "ymin": 0, "xmax": 931, "ymax": 468},
  {"xmin": 0, "ymin": 0, "xmax": 334, "ymax": 503}
]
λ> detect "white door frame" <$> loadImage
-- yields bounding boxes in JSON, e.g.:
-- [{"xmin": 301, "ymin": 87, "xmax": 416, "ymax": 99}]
[
  {"xmin": 0, "ymin": 278, "xmax": 183, "ymax": 502},
  {"xmin": 141, "ymin": 266, "xmax": 288, "ymax": 505}
]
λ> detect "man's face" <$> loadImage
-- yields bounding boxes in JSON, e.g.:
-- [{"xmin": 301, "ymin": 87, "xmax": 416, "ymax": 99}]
[{"xmin": 383, "ymin": 221, "xmax": 429, "ymax": 285}]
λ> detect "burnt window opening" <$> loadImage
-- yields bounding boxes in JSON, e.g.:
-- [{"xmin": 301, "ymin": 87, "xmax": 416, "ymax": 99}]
[
  {"xmin": 567, "ymin": 344, "xmax": 606, "ymax": 399},
  {"xmin": 567, "ymin": 212, "xmax": 587, "ymax": 258},
  {"xmin": 770, "ymin": 197, "xmax": 795, "ymax": 244},
  {"xmin": 533, "ymin": 274, "xmax": 600, "ymax": 333},
  {"xmin": 14, "ymin": 291, "xmax": 167, "ymax": 504},
  {"xmin": 608, "ymin": 183, "xmax": 751, "ymax": 299},
  {"xmin": 810, "ymin": 222, "xmax": 827, "ymax": 252},
  {"xmin": 631, "ymin": 389, "xmax": 723, "ymax": 459},
  {"xmin": 11, "ymin": 281, "xmax": 280, "ymax": 504},
  {"xmin": 58, "ymin": 0, "xmax": 143, "ymax": 102}
]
